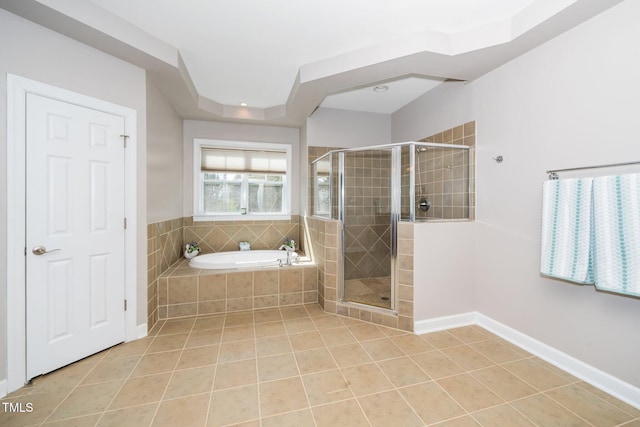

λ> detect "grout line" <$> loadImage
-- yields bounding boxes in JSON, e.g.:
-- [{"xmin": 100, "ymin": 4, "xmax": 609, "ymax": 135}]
[
  {"xmin": 540, "ymin": 387, "xmax": 608, "ymax": 427},
  {"xmin": 250, "ymin": 316, "xmax": 262, "ymax": 427},
  {"xmin": 37, "ymin": 351, "xmax": 110, "ymax": 425},
  {"xmin": 329, "ymin": 317, "xmax": 384, "ymax": 426},
  {"xmin": 10, "ymin": 307, "xmax": 636, "ymax": 427},
  {"xmin": 147, "ymin": 318, "xmax": 196, "ymax": 426},
  {"xmin": 203, "ymin": 318, "xmax": 223, "ymax": 427},
  {"xmin": 502, "ymin": 401, "xmax": 543, "ymax": 427},
  {"xmin": 292, "ymin": 305, "xmax": 324, "ymax": 426}
]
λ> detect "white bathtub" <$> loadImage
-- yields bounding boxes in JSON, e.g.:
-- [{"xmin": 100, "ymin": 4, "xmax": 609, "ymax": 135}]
[{"xmin": 189, "ymin": 250, "xmax": 291, "ymax": 270}]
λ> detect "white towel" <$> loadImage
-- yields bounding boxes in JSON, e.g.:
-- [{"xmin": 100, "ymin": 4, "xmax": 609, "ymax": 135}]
[
  {"xmin": 592, "ymin": 174, "xmax": 640, "ymax": 297},
  {"xmin": 540, "ymin": 178, "xmax": 594, "ymax": 284}
]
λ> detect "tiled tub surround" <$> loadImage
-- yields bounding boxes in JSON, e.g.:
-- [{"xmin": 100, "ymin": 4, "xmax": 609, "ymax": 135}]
[
  {"xmin": 148, "ymin": 216, "xmax": 303, "ymax": 330},
  {"xmin": 306, "ymin": 216, "xmax": 414, "ymax": 332},
  {"xmin": 157, "ymin": 260, "xmax": 318, "ymax": 319},
  {"xmin": 147, "ymin": 218, "xmax": 185, "ymax": 329},
  {"xmin": 183, "ymin": 216, "xmax": 301, "ymax": 254}
]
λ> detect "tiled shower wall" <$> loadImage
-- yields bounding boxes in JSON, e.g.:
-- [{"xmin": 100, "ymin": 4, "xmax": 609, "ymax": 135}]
[
  {"xmin": 147, "ymin": 216, "xmax": 301, "ymax": 330},
  {"xmin": 305, "ymin": 216, "xmax": 414, "ymax": 332},
  {"xmin": 308, "ymin": 147, "xmax": 393, "ymax": 280},
  {"xmin": 343, "ymin": 150, "xmax": 392, "ymax": 280},
  {"xmin": 417, "ymin": 121, "xmax": 476, "ymax": 220},
  {"xmin": 303, "ymin": 216, "xmax": 339, "ymax": 314},
  {"xmin": 336, "ymin": 221, "xmax": 414, "ymax": 332}
]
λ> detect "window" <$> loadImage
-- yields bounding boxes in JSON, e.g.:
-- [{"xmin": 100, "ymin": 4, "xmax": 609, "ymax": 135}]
[
  {"xmin": 194, "ymin": 139, "xmax": 291, "ymax": 220},
  {"xmin": 313, "ymin": 156, "xmax": 331, "ymax": 216}
]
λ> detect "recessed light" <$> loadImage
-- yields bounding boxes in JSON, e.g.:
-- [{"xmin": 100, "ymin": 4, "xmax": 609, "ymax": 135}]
[
  {"xmin": 373, "ymin": 85, "xmax": 389, "ymax": 93},
  {"xmin": 240, "ymin": 102, "xmax": 248, "ymax": 107}
]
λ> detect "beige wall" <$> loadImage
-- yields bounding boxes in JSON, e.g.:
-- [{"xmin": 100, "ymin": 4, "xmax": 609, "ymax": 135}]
[
  {"xmin": 306, "ymin": 107, "xmax": 391, "ymax": 149},
  {"xmin": 392, "ymin": 0, "xmax": 640, "ymax": 387},
  {"xmin": 303, "ymin": 108, "xmax": 390, "ymax": 219},
  {"xmin": 300, "ymin": 121, "xmax": 309, "ymax": 216},
  {"xmin": 146, "ymin": 77, "xmax": 184, "ymax": 223},
  {"xmin": 0, "ymin": 10, "xmax": 147, "ymax": 384},
  {"xmin": 412, "ymin": 222, "xmax": 476, "ymax": 320}
]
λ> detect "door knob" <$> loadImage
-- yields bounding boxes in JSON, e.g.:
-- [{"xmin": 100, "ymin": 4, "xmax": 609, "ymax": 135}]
[{"xmin": 32, "ymin": 246, "xmax": 61, "ymax": 255}]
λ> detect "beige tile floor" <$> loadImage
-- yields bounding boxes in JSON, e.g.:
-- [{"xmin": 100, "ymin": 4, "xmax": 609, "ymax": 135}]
[{"xmin": 2, "ymin": 303, "xmax": 639, "ymax": 427}]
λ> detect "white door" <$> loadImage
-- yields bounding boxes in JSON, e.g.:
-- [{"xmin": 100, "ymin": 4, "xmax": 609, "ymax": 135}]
[{"xmin": 26, "ymin": 93, "xmax": 126, "ymax": 379}]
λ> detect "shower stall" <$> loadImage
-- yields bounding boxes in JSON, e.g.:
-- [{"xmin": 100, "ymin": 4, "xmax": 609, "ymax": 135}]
[{"xmin": 311, "ymin": 142, "xmax": 471, "ymax": 312}]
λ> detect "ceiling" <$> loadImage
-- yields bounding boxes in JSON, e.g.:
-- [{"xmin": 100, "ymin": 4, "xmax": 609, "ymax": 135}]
[
  {"xmin": 88, "ymin": 0, "xmax": 533, "ymax": 110},
  {"xmin": 320, "ymin": 77, "xmax": 445, "ymax": 114},
  {"xmin": 1, "ymin": 0, "xmax": 624, "ymax": 126}
]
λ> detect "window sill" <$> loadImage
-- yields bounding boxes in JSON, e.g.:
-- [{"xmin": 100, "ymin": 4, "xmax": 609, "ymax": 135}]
[{"xmin": 193, "ymin": 214, "xmax": 292, "ymax": 222}]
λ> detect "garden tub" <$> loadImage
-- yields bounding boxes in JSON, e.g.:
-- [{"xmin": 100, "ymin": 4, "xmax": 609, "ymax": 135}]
[{"xmin": 188, "ymin": 250, "xmax": 293, "ymax": 270}]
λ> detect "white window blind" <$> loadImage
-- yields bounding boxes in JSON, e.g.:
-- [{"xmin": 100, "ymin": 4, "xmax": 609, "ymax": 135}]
[{"xmin": 201, "ymin": 148, "xmax": 287, "ymax": 174}]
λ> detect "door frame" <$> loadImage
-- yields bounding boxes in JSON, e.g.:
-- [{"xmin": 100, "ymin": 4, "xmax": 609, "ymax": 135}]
[{"xmin": 6, "ymin": 74, "xmax": 139, "ymax": 394}]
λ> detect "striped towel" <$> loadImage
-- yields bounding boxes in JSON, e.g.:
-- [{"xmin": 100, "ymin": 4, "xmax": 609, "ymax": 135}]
[
  {"xmin": 540, "ymin": 178, "xmax": 594, "ymax": 284},
  {"xmin": 592, "ymin": 174, "xmax": 640, "ymax": 297}
]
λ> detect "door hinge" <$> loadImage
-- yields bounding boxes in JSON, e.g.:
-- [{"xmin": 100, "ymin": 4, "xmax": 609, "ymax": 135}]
[
  {"xmin": 120, "ymin": 134, "xmax": 129, "ymax": 148},
  {"xmin": 124, "ymin": 299, "xmax": 127, "ymax": 311},
  {"xmin": 124, "ymin": 218, "xmax": 127, "ymax": 229}
]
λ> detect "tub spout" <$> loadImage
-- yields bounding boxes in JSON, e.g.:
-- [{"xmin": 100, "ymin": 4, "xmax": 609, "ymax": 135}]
[{"xmin": 278, "ymin": 247, "xmax": 292, "ymax": 265}]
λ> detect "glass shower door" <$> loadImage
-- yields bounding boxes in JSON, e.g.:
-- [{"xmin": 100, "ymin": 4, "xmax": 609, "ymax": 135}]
[{"xmin": 341, "ymin": 148, "xmax": 394, "ymax": 309}]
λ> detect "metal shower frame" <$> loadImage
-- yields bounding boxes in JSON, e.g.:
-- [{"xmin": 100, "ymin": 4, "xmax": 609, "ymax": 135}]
[{"xmin": 311, "ymin": 141, "xmax": 471, "ymax": 313}]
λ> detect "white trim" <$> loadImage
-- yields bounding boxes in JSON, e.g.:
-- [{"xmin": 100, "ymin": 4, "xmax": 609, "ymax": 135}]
[
  {"xmin": 414, "ymin": 311, "xmax": 640, "ymax": 409},
  {"xmin": 475, "ymin": 313, "xmax": 640, "ymax": 410},
  {"xmin": 413, "ymin": 312, "xmax": 477, "ymax": 335},
  {"xmin": 0, "ymin": 379, "xmax": 7, "ymax": 398},
  {"xmin": 6, "ymin": 74, "xmax": 139, "ymax": 395},
  {"xmin": 136, "ymin": 323, "xmax": 149, "ymax": 340},
  {"xmin": 193, "ymin": 214, "xmax": 292, "ymax": 222}
]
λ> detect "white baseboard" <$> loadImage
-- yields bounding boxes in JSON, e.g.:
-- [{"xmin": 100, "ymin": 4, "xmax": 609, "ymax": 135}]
[
  {"xmin": 413, "ymin": 312, "xmax": 477, "ymax": 335},
  {"xmin": 136, "ymin": 323, "xmax": 148, "ymax": 340},
  {"xmin": 475, "ymin": 313, "xmax": 640, "ymax": 409},
  {"xmin": 0, "ymin": 379, "xmax": 7, "ymax": 399},
  {"xmin": 415, "ymin": 312, "xmax": 640, "ymax": 409}
]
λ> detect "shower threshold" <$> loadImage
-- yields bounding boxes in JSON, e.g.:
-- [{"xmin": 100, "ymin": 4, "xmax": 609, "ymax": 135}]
[{"xmin": 343, "ymin": 276, "xmax": 391, "ymax": 309}]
